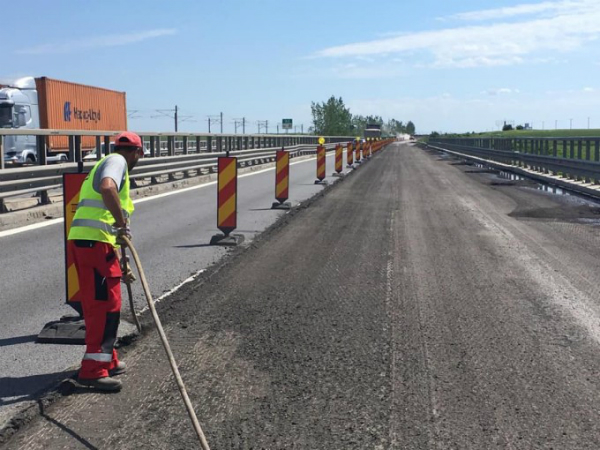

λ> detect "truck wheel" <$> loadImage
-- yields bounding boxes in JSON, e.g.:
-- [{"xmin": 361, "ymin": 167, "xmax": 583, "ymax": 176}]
[{"xmin": 26, "ymin": 155, "xmax": 36, "ymax": 165}]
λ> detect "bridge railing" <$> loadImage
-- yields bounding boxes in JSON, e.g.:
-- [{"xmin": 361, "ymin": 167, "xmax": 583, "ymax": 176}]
[
  {"xmin": 0, "ymin": 129, "xmax": 354, "ymax": 213},
  {"xmin": 429, "ymin": 137, "xmax": 600, "ymax": 184},
  {"xmin": 432, "ymin": 136, "xmax": 600, "ymax": 158},
  {"xmin": 0, "ymin": 129, "xmax": 353, "ymax": 168}
]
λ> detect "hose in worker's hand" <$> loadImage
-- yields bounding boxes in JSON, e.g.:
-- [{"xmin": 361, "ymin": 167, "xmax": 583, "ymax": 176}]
[
  {"xmin": 120, "ymin": 247, "xmax": 142, "ymax": 333},
  {"xmin": 119, "ymin": 235, "xmax": 211, "ymax": 450}
]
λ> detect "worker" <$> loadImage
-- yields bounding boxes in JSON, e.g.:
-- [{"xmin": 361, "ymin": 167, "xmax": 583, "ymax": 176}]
[{"xmin": 68, "ymin": 132, "xmax": 144, "ymax": 391}]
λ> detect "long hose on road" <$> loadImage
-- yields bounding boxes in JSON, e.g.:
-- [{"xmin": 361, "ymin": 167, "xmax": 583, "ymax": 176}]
[
  {"xmin": 120, "ymin": 247, "xmax": 142, "ymax": 333},
  {"xmin": 120, "ymin": 235, "xmax": 211, "ymax": 450}
]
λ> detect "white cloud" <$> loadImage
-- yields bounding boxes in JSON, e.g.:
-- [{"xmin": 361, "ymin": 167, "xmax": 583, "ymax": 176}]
[
  {"xmin": 314, "ymin": 1, "xmax": 600, "ymax": 69},
  {"xmin": 583, "ymin": 87, "xmax": 595, "ymax": 92},
  {"xmin": 17, "ymin": 29, "xmax": 177, "ymax": 55},
  {"xmin": 329, "ymin": 63, "xmax": 407, "ymax": 79},
  {"xmin": 444, "ymin": 0, "xmax": 594, "ymax": 22},
  {"xmin": 482, "ymin": 88, "xmax": 520, "ymax": 95}
]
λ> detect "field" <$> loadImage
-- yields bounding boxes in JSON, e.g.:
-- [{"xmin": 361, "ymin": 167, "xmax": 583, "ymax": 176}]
[
  {"xmin": 428, "ymin": 129, "xmax": 600, "ymax": 160},
  {"xmin": 471, "ymin": 129, "xmax": 600, "ymax": 138}
]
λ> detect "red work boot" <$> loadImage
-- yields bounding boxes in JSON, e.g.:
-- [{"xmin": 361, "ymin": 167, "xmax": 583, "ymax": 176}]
[
  {"xmin": 77, "ymin": 376, "xmax": 122, "ymax": 392},
  {"xmin": 109, "ymin": 361, "xmax": 126, "ymax": 376}
]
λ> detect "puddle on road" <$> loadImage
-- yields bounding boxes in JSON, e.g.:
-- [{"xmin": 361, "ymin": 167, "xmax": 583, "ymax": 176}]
[
  {"xmin": 497, "ymin": 171, "xmax": 526, "ymax": 182},
  {"xmin": 434, "ymin": 149, "xmax": 600, "ymax": 222},
  {"xmin": 533, "ymin": 184, "xmax": 570, "ymax": 196},
  {"xmin": 435, "ymin": 148, "xmax": 600, "ymax": 204},
  {"xmin": 576, "ymin": 218, "xmax": 600, "ymax": 226},
  {"xmin": 478, "ymin": 165, "xmax": 580, "ymax": 198}
]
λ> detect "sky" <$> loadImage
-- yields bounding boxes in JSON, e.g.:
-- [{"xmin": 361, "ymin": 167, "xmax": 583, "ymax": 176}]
[{"xmin": 5, "ymin": 0, "xmax": 600, "ymax": 134}]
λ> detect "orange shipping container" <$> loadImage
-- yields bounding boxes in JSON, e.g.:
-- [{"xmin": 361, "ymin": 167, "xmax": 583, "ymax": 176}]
[{"xmin": 35, "ymin": 77, "xmax": 127, "ymax": 152}]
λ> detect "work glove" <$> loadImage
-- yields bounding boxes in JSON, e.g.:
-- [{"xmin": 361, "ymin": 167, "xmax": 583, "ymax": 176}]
[
  {"xmin": 114, "ymin": 224, "xmax": 132, "ymax": 246},
  {"xmin": 122, "ymin": 264, "xmax": 137, "ymax": 284}
]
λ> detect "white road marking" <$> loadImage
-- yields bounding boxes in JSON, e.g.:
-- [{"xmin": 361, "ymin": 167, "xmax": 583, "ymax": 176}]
[
  {"xmin": 0, "ymin": 218, "xmax": 64, "ymax": 238},
  {"xmin": 137, "ymin": 268, "xmax": 207, "ymax": 315},
  {"xmin": 0, "ymin": 156, "xmax": 322, "ymax": 238}
]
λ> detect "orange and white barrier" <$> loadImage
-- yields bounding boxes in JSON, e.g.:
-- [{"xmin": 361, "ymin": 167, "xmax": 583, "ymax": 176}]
[
  {"xmin": 272, "ymin": 150, "xmax": 291, "ymax": 209},
  {"xmin": 211, "ymin": 157, "xmax": 244, "ymax": 245}
]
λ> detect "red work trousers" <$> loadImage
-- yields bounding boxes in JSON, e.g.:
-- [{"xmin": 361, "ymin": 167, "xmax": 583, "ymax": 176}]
[{"xmin": 71, "ymin": 240, "xmax": 122, "ymax": 379}]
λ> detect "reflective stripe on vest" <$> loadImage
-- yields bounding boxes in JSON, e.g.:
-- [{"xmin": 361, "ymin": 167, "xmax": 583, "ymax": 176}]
[
  {"xmin": 68, "ymin": 154, "xmax": 134, "ymax": 246},
  {"xmin": 77, "ymin": 199, "xmax": 108, "ymax": 210},
  {"xmin": 83, "ymin": 353, "xmax": 113, "ymax": 362},
  {"xmin": 71, "ymin": 218, "xmax": 114, "ymax": 234},
  {"xmin": 77, "ymin": 199, "xmax": 130, "ymax": 218}
]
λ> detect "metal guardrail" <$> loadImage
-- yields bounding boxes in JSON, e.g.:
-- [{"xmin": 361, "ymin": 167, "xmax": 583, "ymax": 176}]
[
  {"xmin": 0, "ymin": 129, "xmax": 353, "ymax": 169},
  {"xmin": 434, "ymin": 136, "xmax": 600, "ymax": 156},
  {"xmin": 0, "ymin": 133, "xmax": 346, "ymax": 212},
  {"xmin": 429, "ymin": 137, "xmax": 600, "ymax": 185}
]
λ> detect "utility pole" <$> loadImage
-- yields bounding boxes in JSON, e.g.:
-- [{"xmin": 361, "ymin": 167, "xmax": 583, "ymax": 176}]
[
  {"xmin": 233, "ymin": 118, "xmax": 246, "ymax": 134},
  {"xmin": 277, "ymin": 124, "xmax": 279, "ymax": 134},
  {"xmin": 207, "ymin": 114, "xmax": 222, "ymax": 134},
  {"xmin": 588, "ymin": 117, "xmax": 591, "ymax": 129},
  {"xmin": 555, "ymin": 119, "xmax": 557, "ymax": 130},
  {"xmin": 570, "ymin": 118, "xmax": 573, "ymax": 130},
  {"xmin": 257, "ymin": 120, "xmax": 268, "ymax": 133},
  {"xmin": 152, "ymin": 105, "xmax": 190, "ymax": 132},
  {"xmin": 220, "ymin": 112, "xmax": 223, "ymax": 133}
]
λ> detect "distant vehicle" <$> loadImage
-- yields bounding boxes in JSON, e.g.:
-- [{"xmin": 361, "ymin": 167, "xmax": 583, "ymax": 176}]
[
  {"xmin": 0, "ymin": 76, "xmax": 127, "ymax": 165},
  {"xmin": 364, "ymin": 123, "xmax": 382, "ymax": 139},
  {"xmin": 83, "ymin": 142, "xmax": 150, "ymax": 161}
]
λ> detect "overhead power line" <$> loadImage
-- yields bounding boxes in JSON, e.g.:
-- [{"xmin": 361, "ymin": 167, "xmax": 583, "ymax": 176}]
[
  {"xmin": 232, "ymin": 117, "xmax": 246, "ymax": 134},
  {"xmin": 150, "ymin": 105, "xmax": 193, "ymax": 132},
  {"xmin": 207, "ymin": 112, "xmax": 223, "ymax": 133}
]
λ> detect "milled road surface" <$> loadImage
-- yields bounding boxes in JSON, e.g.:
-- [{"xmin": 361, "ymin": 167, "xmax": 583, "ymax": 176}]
[
  {"xmin": 4, "ymin": 143, "xmax": 600, "ymax": 449},
  {"xmin": 0, "ymin": 152, "xmax": 340, "ymax": 428}
]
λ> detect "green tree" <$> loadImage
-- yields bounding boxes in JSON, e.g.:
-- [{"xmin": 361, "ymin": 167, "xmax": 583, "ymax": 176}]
[
  {"xmin": 311, "ymin": 96, "xmax": 353, "ymax": 135},
  {"xmin": 310, "ymin": 96, "xmax": 416, "ymax": 137},
  {"xmin": 386, "ymin": 119, "xmax": 406, "ymax": 135},
  {"xmin": 351, "ymin": 115, "xmax": 369, "ymax": 136}
]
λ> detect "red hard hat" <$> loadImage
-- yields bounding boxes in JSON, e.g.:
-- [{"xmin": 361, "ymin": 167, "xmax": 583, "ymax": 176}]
[{"xmin": 114, "ymin": 131, "xmax": 142, "ymax": 148}]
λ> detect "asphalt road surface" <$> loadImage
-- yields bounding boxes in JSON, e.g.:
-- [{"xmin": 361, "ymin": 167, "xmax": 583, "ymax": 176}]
[
  {"xmin": 0, "ymin": 152, "xmax": 344, "ymax": 427},
  {"xmin": 4, "ymin": 143, "xmax": 600, "ymax": 449}
]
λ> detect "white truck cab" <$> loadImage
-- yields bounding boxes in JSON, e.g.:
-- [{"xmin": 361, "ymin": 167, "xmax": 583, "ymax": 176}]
[{"xmin": 0, "ymin": 77, "xmax": 66, "ymax": 165}]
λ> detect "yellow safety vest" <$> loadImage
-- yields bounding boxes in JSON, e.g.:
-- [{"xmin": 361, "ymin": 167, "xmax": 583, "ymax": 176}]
[{"xmin": 68, "ymin": 154, "xmax": 134, "ymax": 247}]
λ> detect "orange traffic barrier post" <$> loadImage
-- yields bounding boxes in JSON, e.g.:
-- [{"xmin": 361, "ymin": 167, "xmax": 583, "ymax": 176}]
[
  {"xmin": 37, "ymin": 172, "xmax": 88, "ymax": 344},
  {"xmin": 355, "ymin": 140, "xmax": 362, "ymax": 164},
  {"xmin": 332, "ymin": 144, "xmax": 345, "ymax": 177},
  {"xmin": 314, "ymin": 144, "xmax": 328, "ymax": 185},
  {"xmin": 346, "ymin": 142, "xmax": 354, "ymax": 168},
  {"xmin": 210, "ymin": 156, "xmax": 244, "ymax": 246},
  {"xmin": 272, "ymin": 149, "xmax": 292, "ymax": 210}
]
